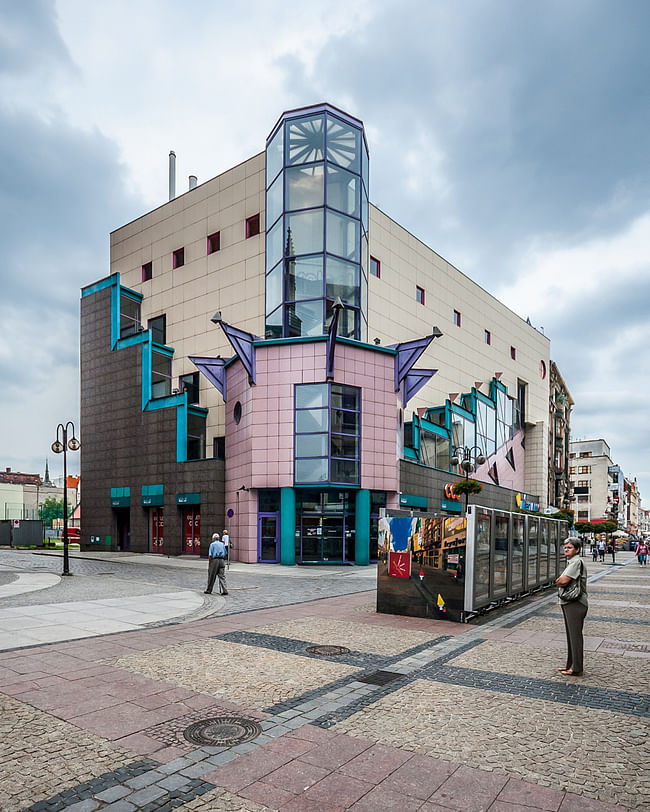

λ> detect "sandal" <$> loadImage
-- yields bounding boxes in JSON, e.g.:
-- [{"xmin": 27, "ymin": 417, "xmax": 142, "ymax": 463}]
[{"xmin": 563, "ymin": 670, "xmax": 583, "ymax": 677}]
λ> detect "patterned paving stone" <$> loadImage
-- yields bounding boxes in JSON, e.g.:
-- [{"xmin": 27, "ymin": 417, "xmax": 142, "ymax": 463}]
[
  {"xmin": 251, "ymin": 616, "xmax": 440, "ymax": 655},
  {"xmin": 515, "ymin": 614, "xmax": 650, "ymax": 641},
  {"xmin": 448, "ymin": 639, "xmax": 650, "ymax": 692},
  {"xmin": 0, "ymin": 693, "xmax": 138, "ymax": 812},
  {"xmin": 106, "ymin": 638, "xmax": 359, "ymax": 710},
  {"xmin": 333, "ymin": 678, "xmax": 648, "ymax": 809}
]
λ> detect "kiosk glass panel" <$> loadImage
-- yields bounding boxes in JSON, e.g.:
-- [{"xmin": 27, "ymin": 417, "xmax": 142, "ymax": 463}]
[
  {"xmin": 474, "ymin": 509, "xmax": 491, "ymax": 604},
  {"xmin": 512, "ymin": 514, "xmax": 525, "ymax": 592},
  {"xmin": 539, "ymin": 521, "xmax": 549, "ymax": 582},
  {"xmin": 493, "ymin": 512, "xmax": 509, "ymax": 597},
  {"xmin": 550, "ymin": 521, "xmax": 559, "ymax": 576},
  {"xmin": 527, "ymin": 518, "xmax": 539, "ymax": 587}
]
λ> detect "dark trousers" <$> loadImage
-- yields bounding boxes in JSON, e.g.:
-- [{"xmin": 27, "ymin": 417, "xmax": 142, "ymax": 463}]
[
  {"xmin": 561, "ymin": 601, "xmax": 588, "ymax": 673},
  {"xmin": 206, "ymin": 558, "xmax": 227, "ymax": 594}
]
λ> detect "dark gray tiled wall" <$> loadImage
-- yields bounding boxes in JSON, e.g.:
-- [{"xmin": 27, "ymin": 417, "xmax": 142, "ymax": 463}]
[
  {"xmin": 80, "ymin": 288, "xmax": 225, "ymax": 556},
  {"xmin": 399, "ymin": 460, "xmax": 538, "ymax": 513}
]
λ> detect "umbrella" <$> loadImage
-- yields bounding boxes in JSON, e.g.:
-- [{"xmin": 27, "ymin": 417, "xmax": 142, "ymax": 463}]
[{"xmin": 612, "ymin": 530, "xmax": 628, "ymax": 537}]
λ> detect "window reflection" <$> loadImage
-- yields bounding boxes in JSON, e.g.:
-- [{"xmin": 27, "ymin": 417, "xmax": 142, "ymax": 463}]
[
  {"xmin": 287, "ymin": 115, "xmax": 325, "ymax": 165},
  {"xmin": 286, "ymin": 164, "xmax": 324, "ymax": 211},
  {"xmin": 286, "ymin": 256, "xmax": 323, "ymax": 301}
]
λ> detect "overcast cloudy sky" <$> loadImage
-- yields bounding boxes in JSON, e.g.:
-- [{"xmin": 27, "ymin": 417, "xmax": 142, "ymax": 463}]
[{"xmin": 1, "ymin": 0, "xmax": 648, "ymax": 501}]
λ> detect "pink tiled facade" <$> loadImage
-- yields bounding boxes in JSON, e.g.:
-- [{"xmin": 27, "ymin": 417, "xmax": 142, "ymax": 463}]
[{"xmin": 224, "ymin": 339, "xmax": 400, "ymax": 561}]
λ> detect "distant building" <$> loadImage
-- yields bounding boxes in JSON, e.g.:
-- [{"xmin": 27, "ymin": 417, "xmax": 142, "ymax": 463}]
[
  {"xmin": 80, "ymin": 103, "xmax": 562, "ymax": 562},
  {"xmin": 568, "ymin": 440, "xmax": 616, "ymax": 524},
  {"xmin": 548, "ymin": 362, "xmax": 573, "ymax": 510}
]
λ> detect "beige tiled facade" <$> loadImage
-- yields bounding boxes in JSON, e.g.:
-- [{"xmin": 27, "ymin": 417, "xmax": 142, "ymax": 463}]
[{"xmin": 110, "ymin": 144, "xmax": 551, "ymax": 505}]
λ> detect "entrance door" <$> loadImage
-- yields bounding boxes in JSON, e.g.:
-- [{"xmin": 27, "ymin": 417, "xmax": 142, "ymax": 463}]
[
  {"xmin": 258, "ymin": 514, "xmax": 279, "ymax": 562},
  {"xmin": 151, "ymin": 508, "xmax": 164, "ymax": 554},
  {"xmin": 114, "ymin": 508, "xmax": 130, "ymax": 551},
  {"xmin": 322, "ymin": 516, "xmax": 344, "ymax": 561},
  {"xmin": 183, "ymin": 508, "xmax": 200, "ymax": 554}
]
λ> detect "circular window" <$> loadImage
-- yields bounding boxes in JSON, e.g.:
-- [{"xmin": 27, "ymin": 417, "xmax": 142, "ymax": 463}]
[
  {"xmin": 233, "ymin": 401, "xmax": 242, "ymax": 424},
  {"xmin": 540, "ymin": 360, "xmax": 547, "ymax": 379}
]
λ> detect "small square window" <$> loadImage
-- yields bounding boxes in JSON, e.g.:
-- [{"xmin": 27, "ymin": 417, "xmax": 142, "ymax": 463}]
[
  {"xmin": 453, "ymin": 309, "xmax": 461, "ymax": 327},
  {"xmin": 172, "ymin": 248, "xmax": 184, "ymax": 268},
  {"xmin": 484, "ymin": 330, "xmax": 491, "ymax": 345},
  {"xmin": 148, "ymin": 314, "xmax": 166, "ymax": 345},
  {"xmin": 141, "ymin": 262, "xmax": 152, "ymax": 282},
  {"xmin": 246, "ymin": 214, "xmax": 260, "ymax": 238},
  {"xmin": 179, "ymin": 372, "xmax": 200, "ymax": 405},
  {"xmin": 510, "ymin": 346, "xmax": 516, "ymax": 360},
  {"xmin": 370, "ymin": 257, "xmax": 381, "ymax": 278},
  {"xmin": 207, "ymin": 232, "xmax": 220, "ymax": 254},
  {"xmin": 416, "ymin": 285, "xmax": 425, "ymax": 305}
]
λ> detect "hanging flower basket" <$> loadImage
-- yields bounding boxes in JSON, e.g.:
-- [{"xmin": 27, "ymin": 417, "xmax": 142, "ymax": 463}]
[{"xmin": 452, "ymin": 479, "xmax": 483, "ymax": 496}]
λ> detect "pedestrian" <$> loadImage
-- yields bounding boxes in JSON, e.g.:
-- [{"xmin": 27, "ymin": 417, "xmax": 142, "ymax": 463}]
[
  {"xmin": 205, "ymin": 533, "xmax": 228, "ymax": 595},
  {"xmin": 591, "ymin": 541, "xmax": 598, "ymax": 563},
  {"xmin": 598, "ymin": 539, "xmax": 606, "ymax": 562},
  {"xmin": 556, "ymin": 538, "xmax": 588, "ymax": 677},
  {"xmin": 636, "ymin": 538, "xmax": 649, "ymax": 567},
  {"xmin": 222, "ymin": 528, "xmax": 230, "ymax": 565},
  {"xmin": 607, "ymin": 541, "xmax": 616, "ymax": 564}
]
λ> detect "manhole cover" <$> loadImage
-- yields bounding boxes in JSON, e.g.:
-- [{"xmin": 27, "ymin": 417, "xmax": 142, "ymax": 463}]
[
  {"xmin": 357, "ymin": 670, "xmax": 402, "ymax": 686},
  {"xmin": 182, "ymin": 716, "xmax": 262, "ymax": 747},
  {"xmin": 306, "ymin": 645, "xmax": 351, "ymax": 656}
]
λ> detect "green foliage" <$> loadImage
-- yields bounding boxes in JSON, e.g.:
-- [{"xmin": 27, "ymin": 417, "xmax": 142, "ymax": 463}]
[
  {"xmin": 553, "ymin": 509, "xmax": 574, "ymax": 525},
  {"xmin": 452, "ymin": 479, "xmax": 483, "ymax": 496},
  {"xmin": 38, "ymin": 497, "xmax": 67, "ymax": 527}
]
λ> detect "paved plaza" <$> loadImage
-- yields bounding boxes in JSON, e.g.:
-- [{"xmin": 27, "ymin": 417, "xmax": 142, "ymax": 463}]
[{"xmin": 0, "ymin": 549, "xmax": 648, "ymax": 811}]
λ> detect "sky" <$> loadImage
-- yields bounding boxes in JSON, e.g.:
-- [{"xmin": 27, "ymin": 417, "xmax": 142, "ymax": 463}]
[{"xmin": 1, "ymin": 0, "xmax": 649, "ymax": 500}]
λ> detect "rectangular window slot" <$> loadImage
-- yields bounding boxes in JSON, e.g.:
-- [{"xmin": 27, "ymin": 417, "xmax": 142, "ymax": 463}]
[
  {"xmin": 370, "ymin": 257, "xmax": 381, "ymax": 278},
  {"xmin": 173, "ymin": 247, "xmax": 185, "ymax": 268},
  {"xmin": 207, "ymin": 232, "xmax": 221, "ymax": 254},
  {"xmin": 453, "ymin": 309, "xmax": 461, "ymax": 327},
  {"xmin": 246, "ymin": 214, "xmax": 260, "ymax": 238},
  {"xmin": 416, "ymin": 285, "xmax": 425, "ymax": 305},
  {"xmin": 141, "ymin": 262, "xmax": 152, "ymax": 282},
  {"xmin": 484, "ymin": 330, "xmax": 491, "ymax": 345}
]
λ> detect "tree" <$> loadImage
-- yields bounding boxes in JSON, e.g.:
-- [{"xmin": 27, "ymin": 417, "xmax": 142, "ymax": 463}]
[{"xmin": 39, "ymin": 497, "xmax": 66, "ymax": 527}]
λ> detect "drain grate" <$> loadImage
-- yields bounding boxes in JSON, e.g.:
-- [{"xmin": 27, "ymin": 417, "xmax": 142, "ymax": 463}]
[
  {"xmin": 357, "ymin": 670, "xmax": 402, "ymax": 686},
  {"xmin": 183, "ymin": 716, "xmax": 262, "ymax": 747},
  {"xmin": 306, "ymin": 645, "xmax": 351, "ymax": 656}
]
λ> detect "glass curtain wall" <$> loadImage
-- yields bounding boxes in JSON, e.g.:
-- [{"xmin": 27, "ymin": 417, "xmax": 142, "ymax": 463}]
[{"xmin": 265, "ymin": 106, "xmax": 369, "ymax": 341}]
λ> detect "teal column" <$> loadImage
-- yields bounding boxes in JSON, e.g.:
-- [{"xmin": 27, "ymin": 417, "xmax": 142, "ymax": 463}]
[
  {"xmin": 355, "ymin": 488, "xmax": 370, "ymax": 566},
  {"xmin": 280, "ymin": 487, "xmax": 296, "ymax": 566}
]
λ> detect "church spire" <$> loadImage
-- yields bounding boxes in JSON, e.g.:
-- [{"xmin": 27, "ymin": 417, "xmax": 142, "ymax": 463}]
[{"xmin": 44, "ymin": 459, "xmax": 51, "ymax": 486}]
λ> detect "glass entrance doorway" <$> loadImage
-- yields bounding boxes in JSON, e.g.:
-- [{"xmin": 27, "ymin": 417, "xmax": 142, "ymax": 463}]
[
  {"xmin": 295, "ymin": 491, "xmax": 355, "ymax": 563},
  {"xmin": 258, "ymin": 514, "xmax": 279, "ymax": 562}
]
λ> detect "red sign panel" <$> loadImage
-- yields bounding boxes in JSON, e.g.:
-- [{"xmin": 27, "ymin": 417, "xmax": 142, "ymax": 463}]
[{"xmin": 388, "ymin": 551, "xmax": 411, "ymax": 578}]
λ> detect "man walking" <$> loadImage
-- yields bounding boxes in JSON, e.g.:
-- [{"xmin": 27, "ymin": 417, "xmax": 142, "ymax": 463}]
[{"xmin": 205, "ymin": 533, "xmax": 228, "ymax": 595}]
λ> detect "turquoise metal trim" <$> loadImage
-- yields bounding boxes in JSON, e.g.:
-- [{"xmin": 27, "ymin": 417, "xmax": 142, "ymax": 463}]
[
  {"xmin": 441, "ymin": 499, "xmax": 462, "ymax": 513},
  {"xmin": 176, "ymin": 492, "xmax": 200, "ymax": 505},
  {"xmin": 354, "ymin": 489, "xmax": 370, "ymax": 565},
  {"xmin": 449, "ymin": 403, "xmax": 474, "ymax": 419},
  {"xmin": 280, "ymin": 487, "xmax": 296, "ymax": 565},
  {"xmin": 188, "ymin": 405, "xmax": 209, "ymax": 417},
  {"xmin": 475, "ymin": 389, "xmax": 494, "ymax": 406},
  {"xmin": 120, "ymin": 287, "xmax": 143, "ymax": 302},
  {"xmin": 419, "ymin": 417, "xmax": 449, "ymax": 438},
  {"xmin": 404, "ymin": 447, "xmax": 418, "ymax": 460},
  {"xmin": 145, "ymin": 393, "xmax": 185, "ymax": 411},
  {"xmin": 252, "ymin": 335, "xmax": 396, "ymax": 355},
  {"xmin": 142, "ymin": 484, "xmax": 164, "ymax": 496},
  {"xmin": 111, "ymin": 281, "xmax": 120, "ymax": 348},
  {"xmin": 110, "ymin": 486, "xmax": 130, "ymax": 497},
  {"xmin": 412, "ymin": 414, "xmax": 421, "ymax": 459},
  {"xmin": 152, "ymin": 342, "xmax": 174, "ymax": 357},
  {"xmin": 141, "ymin": 333, "xmax": 152, "ymax": 410},
  {"xmin": 116, "ymin": 332, "xmax": 149, "ymax": 350},
  {"xmin": 176, "ymin": 402, "xmax": 187, "ymax": 462},
  {"xmin": 81, "ymin": 273, "xmax": 119, "ymax": 298},
  {"xmin": 142, "ymin": 495, "xmax": 163, "ymax": 506},
  {"xmin": 399, "ymin": 493, "xmax": 428, "ymax": 508}
]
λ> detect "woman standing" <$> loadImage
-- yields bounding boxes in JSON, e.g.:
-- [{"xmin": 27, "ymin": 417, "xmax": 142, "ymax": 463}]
[{"xmin": 556, "ymin": 538, "xmax": 588, "ymax": 677}]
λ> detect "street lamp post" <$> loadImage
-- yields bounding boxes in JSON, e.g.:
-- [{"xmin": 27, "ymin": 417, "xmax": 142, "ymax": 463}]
[
  {"xmin": 449, "ymin": 445, "xmax": 486, "ymax": 512},
  {"xmin": 51, "ymin": 422, "xmax": 81, "ymax": 576}
]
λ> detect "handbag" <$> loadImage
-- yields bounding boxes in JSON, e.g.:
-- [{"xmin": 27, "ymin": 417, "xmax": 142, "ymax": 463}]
[{"xmin": 558, "ymin": 560, "xmax": 583, "ymax": 602}]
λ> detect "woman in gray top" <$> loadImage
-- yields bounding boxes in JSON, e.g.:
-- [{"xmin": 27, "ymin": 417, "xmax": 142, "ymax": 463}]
[{"xmin": 555, "ymin": 538, "xmax": 588, "ymax": 676}]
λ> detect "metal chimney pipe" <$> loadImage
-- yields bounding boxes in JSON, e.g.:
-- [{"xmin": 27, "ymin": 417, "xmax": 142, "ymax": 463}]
[
  {"xmin": 168, "ymin": 151, "xmax": 176, "ymax": 201},
  {"xmin": 189, "ymin": 175, "xmax": 197, "ymax": 190}
]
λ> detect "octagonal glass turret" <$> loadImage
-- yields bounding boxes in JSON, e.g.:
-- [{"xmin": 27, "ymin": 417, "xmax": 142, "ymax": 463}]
[{"xmin": 265, "ymin": 104, "xmax": 369, "ymax": 341}]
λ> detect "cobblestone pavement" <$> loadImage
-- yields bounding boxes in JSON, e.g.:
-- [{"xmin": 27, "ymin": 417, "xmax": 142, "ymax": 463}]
[{"xmin": 0, "ymin": 552, "xmax": 647, "ymax": 810}]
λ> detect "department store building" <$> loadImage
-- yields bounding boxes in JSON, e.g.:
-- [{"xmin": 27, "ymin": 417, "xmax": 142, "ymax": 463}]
[{"xmin": 80, "ymin": 104, "xmax": 555, "ymax": 564}]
